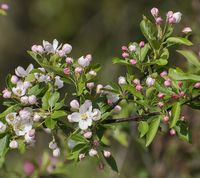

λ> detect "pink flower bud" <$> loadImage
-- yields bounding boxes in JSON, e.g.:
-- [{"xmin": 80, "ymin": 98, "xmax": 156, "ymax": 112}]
[
  {"xmin": 158, "ymin": 102, "xmax": 164, "ymax": 108},
  {"xmin": 160, "ymin": 71, "xmax": 168, "ymax": 77},
  {"xmin": 64, "ymin": 67, "xmax": 71, "ymax": 75},
  {"xmin": 83, "ymin": 131, "xmax": 92, "ymax": 139},
  {"xmin": 85, "ymin": 54, "xmax": 92, "ymax": 62},
  {"xmin": 172, "ymin": 12, "xmax": 182, "ymax": 23},
  {"xmin": 28, "ymin": 95, "xmax": 37, "ymax": 105},
  {"xmin": 2, "ymin": 89, "xmax": 11, "ymax": 98},
  {"xmin": 31, "ymin": 45, "xmax": 38, "ymax": 53},
  {"xmin": 66, "ymin": 57, "xmax": 74, "ymax": 64},
  {"xmin": 33, "ymin": 113, "xmax": 41, "ymax": 122},
  {"xmin": 164, "ymin": 80, "xmax": 171, "ymax": 87},
  {"xmin": 28, "ymin": 129, "xmax": 35, "ymax": 137},
  {"xmin": 194, "ymin": 82, "xmax": 200, "ymax": 88},
  {"xmin": 21, "ymin": 96, "xmax": 29, "ymax": 105},
  {"xmin": 166, "ymin": 11, "xmax": 174, "ymax": 19},
  {"xmin": 11, "ymin": 75, "xmax": 19, "ymax": 84},
  {"xmin": 58, "ymin": 50, "xmax": 66, "ymax": 57},
  {"xmin": 179, "ymin": 91, "xmax": 185, "ymax": 97},
  {"xmin": 70, "ymin": 99, "xmax": 80, "ymax": 110},
  {"xmin": 178, "ymin": 81, "xmax": 183, "ymax": 87},
  {"xmin": 37, "ymin": 45, "xmax": 44, "ymax": 53},
  {"xmin": 198, "ymin": 51, "xmax": 200, "ymax": 57},
  {"xmin": 157, "ymin": 92, "xmax": 165, "ymax": 99},
  {"xmin": 163, "ymin": 116, "xmax": 169, "ymax": 123},
  {"xmin": 114, "ymin": 105, "xmax": 121, "ymax": 113},
  {"xmin": 89, "ymin": 149, "xmax": 97, "ymax": 157},
  {"xmin": 1, "ymin": 3, "xmax": 9, "ymax": 10},
  {"xmin": 103, "ymin": 150, "xmax": 111, "ymax": 158},
  {"xmin": 168, "ymin": 17, "xmax": 176, "ymax": 24},
  {"xmin": 93, "ymin": 140, "xmax": 100, "ymax": 147},
  {"xmin": 132, "ymin": 79, "xmax": 140, "ymax": 85},
  {"xmin": 169, "ymin": 129, "xmax": 176, "ymax": 136},
  {"xmin": 23, "ymin": 162, "xmax": 35, "ymax": 175},
  {"xmin": 121, "ymin": 46, "xmax": 128, "ymax": 52},
  {"xmin": 136, "ymin": 85, "xmax": 143, "ymax": 91},
  {"xmin": 182, "ymin": 27, "xmax": 192, "ymax": 34},
  {"xmin": 156, "ymin": 17, "xmax": 163, "ymax": 25},
  {"xmin": 151, "ymin": 7, "xmax": 159, "ymax": 17},
  {"xmin": 87, "ymin": 82, "xmax": 95, "ymax": 90},
  {"xmin": 139, "ymin": 41, "xmax": 145, "ymax": 48},
  {"xmin": 128, "ymin": 45, "xmax": 137, "ymax": 52},
  {"xmin": 9, "ymin": 140, "xmax": 18, "ymax": 149},
  {"xmin": 98, "ymin": 162, "xmax": 105, "ymax": 170},
  {"xmin": 75, "ymin": 67, "xmax": 83, "ymax": 74},
  {"xmin": 62, "ymin": 43, "xmax": 72, "ymax": 54},
  {"xmin": 130, "ymin": 59, "xmax": 137, "ymax": 65},
  {"xmin": 122, "ymin": 52, "xmax": 129, "ymax": 58},
  {"xmin": 171, "ymin": 93, "xmax": 179, "ymax": 99},
  {"xmin": 79, "ymin": 153, "xmax": 85, "ymax": 161}
]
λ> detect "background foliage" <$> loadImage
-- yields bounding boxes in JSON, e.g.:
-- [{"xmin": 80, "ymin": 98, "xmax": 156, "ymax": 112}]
[{"xmin": 0, "ymin": 0, "xmax": 200, "ymax": 178}]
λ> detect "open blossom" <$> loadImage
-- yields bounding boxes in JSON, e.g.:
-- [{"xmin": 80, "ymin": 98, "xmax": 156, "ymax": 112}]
[
  {"xmin": 6, "ymin": 112, "xmax": 17, "ymax": 125},
  {"xmin": 78, "ymin": 56, "xmax": 91, "ymax": 67},
  {"xmin": 15, "ymin": 64, "xmax": 34, "ymax": 78},
  {"xmin": 128, "ymin": 44, "xmax": 137, "ymax": 52},
  {"xmin": 0, "ymin": 121, "xmax": 6, "ymax": 134},
  {"xmin": 67, "ymin": 100, "xmax": 101, "ymax": 130},
  {"xmin": 43, "ymin": 39, "xmax": 61, "ymax": 54},
  {"xmin": 13, "ymin": 118, "xmax": 33, "ymax": 136},
  {"xmin": 54, "ymin": 76, "xmax": 64, "ymax": 89},
  {"xmin": 19, "ymin": 107, "xmax": 32, "ymax": 120}
]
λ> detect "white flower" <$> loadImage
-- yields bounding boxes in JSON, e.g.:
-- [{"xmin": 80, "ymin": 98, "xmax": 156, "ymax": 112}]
[
  {"xmin": 0, "ymin": 121, "xmax": 6, "ymax": 133},
  {"xmin": 89, "ymin": 70, "xmax": 97, "ymax": 76},
  {"xmin": 89, "ymin": 149, "xmax": 97, "ymax": 157},
  {"xmin": 13, "ymin": 119, "xmax": 33, "ymax": 136},
  {"xmin": 2, "ymin": 89, "xmax": 11, "ymax": 98},
  {"xmin": 49, "ymin": 141, "xmax": 58, "ymax": 150},
  {"xmin": 103, "ymin": 150, "xmax": 111, "ymax": 158},
  {"xmin": 78, "ymin": 56, "xmax": 90, "ymax": 67},
  {"xmin": 146, "ymin": 77, "xmax": 155, "ymax": 87},
  {"xmin": 182, "ymin": 27, "xmax": 192, "ymax": 34},
  {"xmin": 68, "ymin": 100, "xmax": 101, "ymax": 130},
  {"xmin": 70, "ymin": 99, "xmax": 80, "ymax": 110},
  {"xmin": 12, "ymin": 81, "xmax": 27, "ymax": 97},
  {"xmin": 87, "ymin": 82, "xmax": 95, "ymax": 90},
  {"xmin": 11, "ymin": 75, "xmax": 19, "ymax": 84},
  {"xmin": 118, "ymin": 76, "xmax": 126, "ymax": 85},
  {"xmin": 129, "ymin": 44, "xmax": 137, "ymax": 52},
  {"xmin": 62, "ymin": 43, "xmax": 72, "ymax": 54},
  {"xmin": 28, "ymin": 95, "xmax": 37, "ymax": 105},
  {"xmin": 25, "ymin": 129, "xmax": 35, "ymax": 144},
  {"xmin": 54, "ymin": 76, "xmax": 64, "ymax": 89},
  {"xmin": 96, "ymin": 84, "xmax": 103, "ymax": 94},
  {"xmin": 23, "ymin": 81, "xmax": 32, "ymax": 89},
  {"xmin": 43, "ymin": 39, "xmax": 61, "ymax": 54},
  {"xmin": 20, "ymin": 96, "xmax": 29, "ymax": 105},
  {"xmin": 33, "ymin": 113, "xmax": 41, "ymax": 122},
  {"xmin": 53, "ymin": 148, "xmax": 60, "ymax": 157},
  {"xmin": 9, "ymin": 140, "xmax": 18, "ymax": 149},
  {"xmin": 6, "ymin": 112, "xmax": 17, "ymax": 125},
  {"xmin": 15, "ymin": 64, "xmax": 34, "ymax": 78},
  {"xmin": 19, "ymin": 107, "xmax": 32, "ymax": 120},
  {"xmin": 35, "ymin": 74, "xmax": 51, "ymax": 83},
  {"xmin": 172, "ymin": 12, "xmax": 182, "ymax": 23}
]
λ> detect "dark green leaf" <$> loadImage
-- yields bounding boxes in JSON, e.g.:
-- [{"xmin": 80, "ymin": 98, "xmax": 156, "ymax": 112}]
[
  {"xmin": 104, "ymin": 155, "xmax": 118, "ymax": 173},
  {"xmin": 170, "ymin": 102, "xmax": 181, "ymax": 128}
]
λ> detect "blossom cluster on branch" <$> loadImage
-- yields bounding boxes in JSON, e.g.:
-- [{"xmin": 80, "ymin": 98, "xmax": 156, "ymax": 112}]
[{"xmin": 0, "ymin": 7, "xmax": 200, "ymax": 174}]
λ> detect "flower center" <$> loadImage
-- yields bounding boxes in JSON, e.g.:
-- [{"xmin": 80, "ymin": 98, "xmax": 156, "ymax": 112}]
[{"xmin": 81, "ymin": 113, "xmax": 88, "ymax": 120}]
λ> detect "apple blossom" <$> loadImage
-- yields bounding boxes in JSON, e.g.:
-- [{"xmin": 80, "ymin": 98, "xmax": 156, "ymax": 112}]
[
  {"xmin": 15, "ymin": 64, "xmax": 33, "ymax": 78},
  {"xmin": 172, "ymin": 12, "xmax": 182, "ymax": 23},
  {"xmin": 151, "ymin": 7, "xmax": 159, "ymax": 17},
  {"xmin": 43, "ymin": 39, "xmax": 61, "ymax": 54},
  {"xmin": 118, "ymin": 76, "xmax": 126, "ymax": 85},
  {"xmin": 182, "ymin": 27, "xmax": 192, "ymax": 34},
  {"xmin": 9, "ymin": 140, "xmax": 18, "ymax": 149},
  {"xmin": 2, "ymin": 89, "xmax": 11, "ymax": 98},
  {"xmin": 53, "ymin": 148, "xmax": 60, "ymax": 157},
  {"xmin": 83, "ymin": 131, "xmax": 92, "ymax": 139},
  {"xmin": 139, "ymin": 41, "xmax": 145, "ymax": 48},
  {"xmin": 49, "ymin": 141, "xmax": 58, "ymax": 150},
  {"xmin": 85, "ymin": 54, "xmax": 92, "ymax": 62},
  {"xmin": 114, "ymin": 105, "xmax": 122, "ymax": 113},
  {"xmin": 28, "ymin": 95, "xmax": 37, "ymax": 105},
  {"xmin": 194, "ymin": 82, "xmax": 200, "ymax": 89},
  {"xmin": 130, "ymin": 59, "xmax": 137, "ymax": 65},
  {"xmin": 133, "ymin": 79, "xmax": 140, "ymax": 85},
  {"xmin": 23, "ymin": 162, "xmax": 35, "ymax": 175},
  {"xmin": 169, "ymin": 129, "xmax": 176, "ymax": 136},
  {"xmin": 33, "ymin": 113, "xmax": 41, "ymax": 122},
  {"xmin": 156, "ymin": 17, "xmax": 163, "ymax": 25},
  {"xmin": 66, "ymin": 57, "xmax": 74, "ymax": 64},
  {"xmin": 136, "ymin": 85, "xmax": 143, "ymax": 91},
  {"xmin": 62, "ymin": 43, "xmax": 72, "ymax": 54},
  {"xmin": 11, "ymin": 75, "xmax": 19, "ymax": 84},
  {"xmin": 128, "ymin": 44, "xmax": 137, "ymax": 52},
  {"xmin": 1, "ymin": 3, "xmax": 9, "ymax": 10},
  {"xmin": 64, "ymin": 67, "xmax": 71, "ymax": 75},
  {"xmin": 78, "ymin": 56, "xmax": 90, "ymax": 67},
  {"xmin": 0, "ymin": 121, "xmax": 6, "ymax": 133},
  {"xmin": 164, "ymin": 79, "xmax": 171, "ymax": 87},
  {"xmin": 79, "ymin": 153, "xmax": 85, "ymax": 161},
  {"xmin": 122, "ymin": 52, "xmax": 129, "ymax": 58},
  {"xmin": 87, "ymin": 82, "xmax": 95, "ymax": 90},
  {"xmin": 158, "ymin": 102, "xmax": 164, "ymax": 108},
  {"xmin": 54, "ymin": 76, "xmax": 64, "ymax": 89},
  {"xmin": 6, "ymin": 112, "xmax": 17, "ymax": 125},
  {"xmin": 89, "ymin": 70, "xmax": 97, "ymax": 76},
  {"xmin": 163, "ymin": 116, "xmax": 169, "ymax": 123},
  {"xmin": 75, "ymin": 67, "xmax": 83, "ymax": 74},
  {"xmin": 146, "ymin": 77, "xmax": 155, "ymax": 87},
  {"xmin": 160, "ymin": 71, "xmax": 168, "ymax": 77},
  {"xmin": 157, "ymin": 92, "xmax": 165, "ymax": 99},
  {"xmin": 20, "ymin": 96, "xmax": 29, "ymax": 105},
  {"xmin": 103, "ymin": 150, "xmax": 111, "ymax": 158},
  {"xmin": 89, "ymin": 149, "xmax": 97, "ymax": 157},
  {"xmin": 121, "ymin": 46, "xmax": 128, "ymax": 52}
]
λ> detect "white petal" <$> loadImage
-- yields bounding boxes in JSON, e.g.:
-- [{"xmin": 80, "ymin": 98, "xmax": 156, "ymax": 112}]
[
  {"xmin": 79, "ymin": 100, "xmax": 92, "ymax": 113},
  {"xmin": 26, "ymin": 64, "xmax": 34, "ymax": 74},
  {"xmin": 87, "ymin": 118, "xmax": 92, "ymax": 126},
  {"xmin": 15, "ymin": 66, "xmax": 26, "ymax": 77},
  {"xmin": 53, "ymin": 39, "xmax": 59, "ymax": 50},
  {"xmin": 70, "ymin": 112, "xmax": 81, "ymax": 122},
  {"xmin": 78, "ymin": 120, "xmax": 88, "ymax": 130},
  {"xmin": 92, "ymin": 109, "xmax": 101, "ymax": 121}
]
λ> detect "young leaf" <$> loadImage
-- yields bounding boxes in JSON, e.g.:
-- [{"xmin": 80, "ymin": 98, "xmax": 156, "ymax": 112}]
[
  {"xmin": 177, "ymin": 50, "xmax": 200, "ymax": 68},
  {"xmin": 48, "ymin": 92, "xmax": 60, "ymax": 108},
  {"xmin": 0, "ymin": 135, "xmax": 9, "ymax": 157},
  {"xmin": 122, "ymin": 84, "xmax": 143, "ymax": 99},
  {"xmin": 145, "ymin": 116, "xmax": 161, "ymax": 147},
  {"xmin": 166, "ymin": 37, "xmax": 193, "ymax": 46},
  {"xmin": 138, "ymin": 121, "xmax": 149, "ymax": 138},
  {"xmin": 112, "ymin": 57, "xmax": 131, "ymax": 66},
  {"xmin": 104, "ymin": 155, "xmax": 118, "ymax": 173},
  {"xmin": 170, "ymin": 102, "xmax": 181, "ymax": 128},
  {"xmin": 0, "ymin": 105, "xmax": 20, "ymax": 119},
  {"xmin": 42, "ymin": 90, "xmax": 51, "ymax": 110},
  {"xmin": 51, "ymin": 110, "xmax": 67, "ymax": 119},
  {"xmin": 45, "ymin": 117, "xmax": 57, "ymax": 129}
]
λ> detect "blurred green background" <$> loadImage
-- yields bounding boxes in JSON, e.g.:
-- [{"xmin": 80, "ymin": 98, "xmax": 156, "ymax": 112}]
[{"xmin": 0, "ymin": 0, "xmax": 200, "ymax": 178}]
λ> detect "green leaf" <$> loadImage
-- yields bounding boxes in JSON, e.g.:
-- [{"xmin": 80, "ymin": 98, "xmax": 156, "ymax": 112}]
[
  {"xmin": 42, "ymin": 91, "xmax": 51, "ymax": 110},
  {"xmin": 104, "ymin": 155, "xmax": 118, "ymax": 173},
  {"xmin": 146, "ymin": 116, "xmax": 161, "ymax": 146},
  {"xmin": 0, "ymin": 135, "xmax": 9, "ymax": 158},
  {"xmin": 175, "ymin": 121, "xmax": 192, "ymax": 143},
  {"xmin": 45, "ymin": 117, "xmax": 57, "ymax": 129},
  {"xmin": 18, "ymin": 140, "xmax": 26, "ymax": 154},
  {"xmin": 170, "ymin": 102, "xmax": 181, "ymax": 128},
  {"xmin": 51, "ymin": 110, "xmax": 67, "ymax": 119},
  {"xmin": 169, "ymin": 68, "xmax": 200, "ymax": 81},
  {"xmin": 25, "ymin": 73, "xmax": 36, "ymax": 82},
  {"xmin": 138, "ymin": 121, "xmax": 149, "ymax": 138},
  {"xmin": 28, "ymin": 84, "xmax": 45, "ymax": 96},
  {"xmin": 177, "ymin": 50, "xmax": 200, "ymax": 68},
  {"xmin": 112, "ymin": 57, "xmax": 131, "ymax": 66},
  {"xmin": 166, "ymin": 37, "xmax": 193, "ymax": 46},
  {"xmin": 122, "ymin": 84, "xmax": 143, "ymax": 99},
  {"xmin": 140, "ymin": 44, "xmax": 150, "ymax": 62},
  {"xmin": 155, "ymin": 59, "xmax": 168, "ymax": 66},
  {"xmin": 0, "ymin": 105, "xmax": 20, "ymax": 119},
  {"xmin": 48, "ymin": 92, "xmax": 60, "ymax": 108}
]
